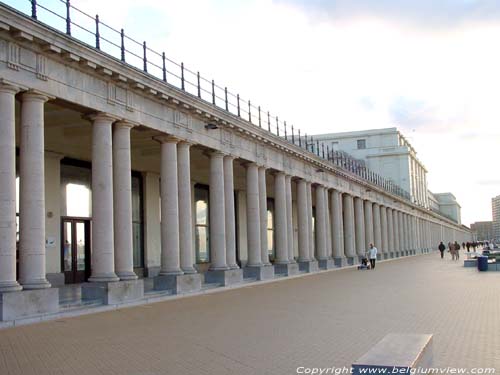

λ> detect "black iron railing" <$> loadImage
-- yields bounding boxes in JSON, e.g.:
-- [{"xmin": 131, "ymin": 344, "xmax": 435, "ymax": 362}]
[{"xmin": 4, "ymin": 0, "xmax": 412, "ymax": 202}]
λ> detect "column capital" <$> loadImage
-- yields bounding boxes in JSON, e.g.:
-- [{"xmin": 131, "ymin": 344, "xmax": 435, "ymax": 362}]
[
  {"xmin": 114, "ymin": 120, "xmax": 138, "ymax": 130},
  {"xmin": 0, "ymin": 81, "xmax": 21, "ymax": 95},
  {"xmin": 154, "ymin": 134, "xmax": 181, "ymax": 144},
  {"xmin": 20, "ymin": 89, "xmax": 53, "ymax": 103},
  {"xmin": 85, "ymin": 112, "xmax": 120, "ymax": 124}
]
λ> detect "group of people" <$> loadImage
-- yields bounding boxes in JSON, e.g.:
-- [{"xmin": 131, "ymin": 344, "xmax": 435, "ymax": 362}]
[{"xmin": 438, "ymin": 241, "xmax": 487, "ymax": 260}]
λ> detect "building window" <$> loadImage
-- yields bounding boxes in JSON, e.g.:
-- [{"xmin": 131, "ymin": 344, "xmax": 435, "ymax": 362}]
[
  {"xmin": 357, "ymin": 139, "xmax": 366, "ymax": 149},
  {"xmin": 132, "ymin": 173, "xmax": 144, "ymax": 268},
  {"xmin": 267, "ymin": 198, "xmax": 275, "ymax": 261},
  {"xmin": 195, "ymin": 184, "xmax": 210, "ymax": 263}
]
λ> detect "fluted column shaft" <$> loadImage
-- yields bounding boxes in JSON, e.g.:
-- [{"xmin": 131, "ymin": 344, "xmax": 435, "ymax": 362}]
[
  {"xmin": 178, "ymin": 142, "xmax": 196, "ymax": 273},
  {"xmin": 380, "ymin": 205, "xmax": 388, "ymax": 254},
  {"xmin": 209, "ymin": 152, "xmax": 227, "ymax": 270},
  {"xmin": 331, "ymin": 190, "xmax": 344, "ymax": 259},
  {"xmin": 285, "ymin": 175, "xmax": 295, "ymax": 262},
  {"xmin": 325, "ymin": 188, "xmax": 332, "ymax": 259},
  {"xmin": 364, "ymin": 200, "xmax": 374, "ymax": 249},
  {"xmin": 224, "ymin": 156, "xmax": 238, "ymax": 269},
  {"xmin": 306, "ymin": 182, "xmax": 315, "ymax": 260},
  {"xmin": 159, "ymin": 138, "xmax": 183, "ymax": 275},
  {"xmin": 373, "ymin": 203, "xmax": 382, "ymax": 252},
  {"xmin": 246, "ymin": 163, "xmax": 262, "ymax": 266},
  {"xmin": 354, "ymin": 197, "xmax": 365, "ymax": 256},
  {"xmin": 0, "ymin": 84, "xmax": 22, "ymax": 292},
  {"xmin": 315, "ymin": 185, "xmax": 327, "ymax": 260},
  {"xmin": 342, "ymin": 194, "xmax": 356, "ymax": 258},
  {"xmin": 113, "ymin": 122, "xmax": 137, "ymax": 280},
  {"xmin": 398, "ymin": 211, "xmax": 405, "ymax": 252},
  {"xmin": 297, "ymin": 179, "xmax": 310, "ymax": 261},
  {"xmin": 258, "ymin": 167, "xmax": 270, "ymax": 265},
  {"xmin": 387, "ymin": 208, "xmax": 395, "ymax": 253},
  {"xmin": 274, "ymin": 172, "xmax": 288, "ymax": 264},
  {"xmin": 393, "ymin": 210, "xmax": 400, "ymax": 253}
]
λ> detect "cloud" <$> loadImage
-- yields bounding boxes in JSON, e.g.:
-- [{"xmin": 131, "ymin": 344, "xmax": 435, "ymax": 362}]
[{"xmin": 276, "ymin": 0, "xmax": 500, "ymax": 28}]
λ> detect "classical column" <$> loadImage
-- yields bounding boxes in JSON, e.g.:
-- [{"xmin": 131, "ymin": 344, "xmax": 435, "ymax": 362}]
[
  {"xmin": 274, "ymin": 172, "xmax": 289, "ymax": 264},
  {"xmin": 0, "ymin": 84, "xmax": 22, "ymax": 292},
  {"xmin": 159, "ymin": 137, "xmax": 183, "ymax": 276},
  {"xmin": 258, "ymin": 167, "xmax": 270, "ymax": 265},
  {"xmin": 393, "ymin": 210, "xmax": 400, "ymax": 255},
  {"xmin": 315, "ymin": 185, "xmax": 327, "ymax": 260},
  {"xmin": 113, "ymin": 121, "xmax": 137, "ymax": 280},
  {"xmin": 387, "ymin": 208, "xmax": 394, "ymax": 255},
  {"xmin": 325, "ymin": 188, "xmax": 332, "ymax": 259},
  {"xmin": 354, "ymin": 197, "xmax": 365, "ymax": 257},
  {"xmin": 178, "ymin": 142, "xmax": 196, "ymax": 273},
  {"xmin": 209, "ymin": 151, "xmax": 228, "ymax": 270},
  {"xmin": 285, "ymin": 175, "xmax": 295, "ymax": 262},
  {"xmin": 224, "ymin": 156, "xmax": 238, "ymax": 269},
  {"xmin": 342, "ymin": 194, "xmax": 356, "ymax": 258},
  {"xmin": 380, "ymin": 205, "xmax": 388, "ymax": 255},
  {"xmin": 373, "ymin": 203, "xmax": 382, "ymax": 253},
  {"xmin": 398, "ymin": 211, "xmax": 405, "ymax": 254},
  {"xmin": 297, "ymin": 179, "xmax": 310, "ymax": 261},
  {"xmin": 331, "ymin": 190, "xmax": 344, "ymax": 260},
  {"xmin": 364, "ymin": 200, "xmax": 374, "ymax": 249},
  {"xmin": 306, "ymin": 182, "xmax": 315, "ymax": 260},
  {"xmin": 246, "ymin": 163, "xmax": 262, "ymax": 267}
]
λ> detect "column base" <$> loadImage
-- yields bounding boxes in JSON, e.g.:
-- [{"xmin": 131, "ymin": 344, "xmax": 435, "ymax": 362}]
[
  {"xmin": 244, "ymin": 265, "xmax": 275, "ymax": 280},
  {"xmin": 0, "ymin": 288, "xmax": 58, "ymax": 321},
  {"xmin": 19, "ymin": 278, "xmax": 52, "ymax": 290},
  {"xmin": 116, "ymin": 271, "xmax": 139, "ymax": 281},
  {"xmin": 88, "ymin": 272, "xmax": 120, "ymax": 283},
  {"xmin": 318, "ymin": 258, "xmax": 335, "ymax": 270},
  {"xmin": 0, "ymin": 281, "xmax": 22, "ymax": 293},
  {"xmin": 394, "ymin": 251, "xmax": 401, "ymax": 258},
  {"xmin": 298, "ymin": 260, "xmax": 319, "ymax": 273},
  {"xmin": 205, "ymin": 268, "xmax": 243, "ymax": 286},
  {"xmin": 82, "ymin": 279, "xmax": 144, "ymax": 305},
  {"xmin": 345, "ymin": 256, "xmax": 356, "ymax": 266},
  {"xmin": 376, "ymin": 254, "xmax": 382, "ymax": 261},
  {"xmin": 334, "ymin": 257, "xmax": 347, "ymax": 267},
  {"xmin": 274, "ymin": 262, "xmax": 299, "ymax": 276},
  {"xmin": 383, "ymin": 253, "xmax": 389, "ymax": 260},
  {"xmin": 154, "ymin": 273, "xmax": 201, "ymax": 294}
]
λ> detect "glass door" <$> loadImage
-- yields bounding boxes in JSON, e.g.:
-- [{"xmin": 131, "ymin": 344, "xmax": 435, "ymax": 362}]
[{"xmin": 61, "ymin": 218, "xmax": 91, "ymax": 284}]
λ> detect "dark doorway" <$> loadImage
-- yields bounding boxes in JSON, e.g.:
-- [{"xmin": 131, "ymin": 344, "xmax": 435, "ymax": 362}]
[{"xmin": 61, "ymin": 218, "xmax": 91, "ymax": 284}]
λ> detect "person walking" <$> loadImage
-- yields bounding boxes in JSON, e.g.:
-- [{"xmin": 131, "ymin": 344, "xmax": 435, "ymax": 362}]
[
  {"xmin": 368, "ymin": 243, "xmax": 378, "ymax": 270},
  {"xmin": 454, "ymin": 241, "xmax": 461, "ymax": 260},
  {"xmin": 466, "ymin": 242, "xmax": 471, "ymax": 252},
  {"xmin": 448, "ymin": 242, "xmax": 454, "ymax": 260},
  {"xmin": 438, "ymin": 241, "xmax": 446, "ymax": 259}
]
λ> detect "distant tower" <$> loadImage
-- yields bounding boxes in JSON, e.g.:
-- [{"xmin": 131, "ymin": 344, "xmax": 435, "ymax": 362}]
[{"xmin": 493, "ymin": 195, "xmax": 500, "ymax": 242}]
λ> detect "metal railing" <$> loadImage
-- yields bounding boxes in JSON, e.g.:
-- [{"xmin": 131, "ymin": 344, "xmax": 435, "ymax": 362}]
[{"xmin": 6, "ymin": 0, "xmax": 411, "ymax": 202}]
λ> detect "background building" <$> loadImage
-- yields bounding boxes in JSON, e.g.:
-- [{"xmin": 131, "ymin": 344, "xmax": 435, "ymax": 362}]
[
  {"xmin": 492, "ymin": 195, "xmax": 500, "ymax": 241},
  {"xmin": 470, "ymin": 221, "xmax": 494, "ymax": 242}
]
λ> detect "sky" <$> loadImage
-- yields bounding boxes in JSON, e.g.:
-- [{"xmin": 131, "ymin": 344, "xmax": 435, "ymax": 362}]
[{"xmin": 9, "ymin": 0, "xmax": 499, "ymax": 226}]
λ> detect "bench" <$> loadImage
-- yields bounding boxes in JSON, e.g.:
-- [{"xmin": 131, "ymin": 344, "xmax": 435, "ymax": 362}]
[{"xmin": 352, "ymin": 333, "xmax": 433, "ymax": 374}]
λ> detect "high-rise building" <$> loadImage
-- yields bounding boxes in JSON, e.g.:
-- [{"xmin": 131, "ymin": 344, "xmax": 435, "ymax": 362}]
[
  {"xmin": 470, "ymin": 221, "xmax": 494, "ymax": 241},
  {"xmin": 492, "ymin": 195, "xmax": 500, "ymax": 241}
]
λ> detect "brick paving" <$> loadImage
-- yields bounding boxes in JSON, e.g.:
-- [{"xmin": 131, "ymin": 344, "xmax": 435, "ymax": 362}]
[{"xmin": 0, "ymin": 253, "xmax": 499, "ymax": 374}]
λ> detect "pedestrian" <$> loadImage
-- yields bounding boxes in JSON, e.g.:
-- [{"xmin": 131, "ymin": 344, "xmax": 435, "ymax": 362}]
[
  {"xmin": 462, "ymin": 242, "xmax": 466, "ymax": 252},
  {"xmin": 368, "ymin": 243, "xmax": 378, "ymax": 270},
  {"xmin": 466, "ymin": 242, "xmax": 470, "ymax": 252},
  {"xmin": 438, "ymin": 241, "xmax": 446, "ymax": 259},
  {"xmin": 448, "ymin": 242, "xmax": 454, "ymax": 260},
  {"xmin": 454, "ymin": 241, "xmax": 460, "ymax": 260}
]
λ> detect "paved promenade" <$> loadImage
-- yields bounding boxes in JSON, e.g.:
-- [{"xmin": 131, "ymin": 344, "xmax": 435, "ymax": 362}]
[{"xmin": 0, "ymin": 253, "xmax": 499, "ymax": 374}]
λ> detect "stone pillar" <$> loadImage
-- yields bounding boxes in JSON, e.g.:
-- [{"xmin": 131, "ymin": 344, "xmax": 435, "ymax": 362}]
[
  {"xmin": 325, "ymin": 188, "xmax": 332, "ymax": 258},
  {"xmin": 113, "ymin": 121, "xmax": 137, "ymax": 280},
  {"xmin": 224, "ymin": 156, "xmax": 238, "ymax": 269},
  {"xmin": 285, "ymin": 175, "xmax": 295, "ymax": 263},
  {"xmin": 159, "ymin": 137, "xmax": 183, "ymax": 276},
  {"xmin": 178, "ymin": 142, "xmax": 197, "ymax": 273},
  {"xmin": 354, "ymin": 197, "xmax": 366, "ymax": 257},
  {"xmin": 380, "ymin": 205, "xmax": 388, "ymax": 259},
  {"xmin": 387, "ymin": 208, "xmax": 394, "ymax": 257},
  {"xmin": 274, "ymin": 172, "xmax": 288, "ymax": 264},
  {"xmin": 297, "ymin": 179, "xmax": 309, "ymax": 262},
  {"xmin": 373, "ymin": 203, "xmax": 382, "ymax": 258},
  {"xmin": 258, "ymin": 167, "xmax": 270, "ymax": 265},
  {"xmin": 18, "ymin": 92, "xmax": 52, "ymax": 289},
  {"xmin": 393, "ymin": 210, "xmax": 400, "ymax": 256},
  {"xmin": 342, "ymin": 193, "xmax": 356, "ymax": 263},
  {"xmin": 398, "ymin": 211, "xmax": 405, "ymax": 255},
  {"xmin": 331, "ymin": 190, "xmax": 345, "ymax": 266},
  {"xmin": 315, "ymin": 185, "xmax": 327, "ymax": 261},
  {"xmin": 364, "ymin": 200, "xmax": 374, "ymax": 251},
  {"xmin": 245, "ymin": 163, "xmax": 261, "ymax": 267},
  {"xmin": 0, "ymin": 84, "xmax": 22, "ymax": 292},
  {"xmin": 208, "ymin": 151, "xmax": 227, "ymax": 270}
]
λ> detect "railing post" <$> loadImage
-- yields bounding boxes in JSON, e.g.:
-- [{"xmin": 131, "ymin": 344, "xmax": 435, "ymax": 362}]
[
  {"xmin": 95, "ymin": 15, "xmax": 100, "ymax": 49},
  {"xmin": 197, "ymin": 72, "xmax": 201, "ymax": 98},
  {"xmin": 267, "ymin": 111, "xmax": 271, "ymax": 131},
  {"xmin": 143, "ymin": 41, "xmax": 147, "ymax": 72},
  {"xmin": 162, "ymin": 52, "xmax": 167, "ymax": 82},
  {"xmin": 276, "ymin": 116, "xmax": 279, "ymax": 136},
  {"xmin": 237, "ymin": 94, "xmax": 240, "ymax": 117},
  {"xmin": 120, "ymin": 29, "xmax": 125, "ymax": 62},
  {"xmin": 212, "ymin": 80, "xmax": 216, "ymax": 105},
  {"xmin": 322, "ymin": 142, "xmax": 325, "ymax": 158},
  {"xmin": 316, "ymin": 140, "xmax": 320, "ymax": 156},
  {"xmin": 31, "ymin": 0, "xmax": 37, "ymax": 19},
  {"xmin": 181, "ymin": 62, "xmax": 185, "ymax": 90},
  {"xmin": 224, "ymin": 87, "xmax": 228, "ymax": 111},
  {"xmin": 258, "ymin": 106, "xmax": 262, "ymax": 128},
  {"xmin": 248, "ymin": 100, "xmax": 251, "ymax": 122},
  {"xmin": 66, "ymin": 0, "xmax": 71, "ymax": 36},
  {"xmin": 326, "ymin": 145, "xmax": 330, "ymax": 161},
  {"xmin": 284, "ymin": 121, "xmax": 287, "ymax": 140},
  {"xmin": 291, "ymin": 125, "xmax": 295, "ymax": 144},
  {"xmin": 298, "ymin": 129, "xmax": 302, "ymax": 147}
]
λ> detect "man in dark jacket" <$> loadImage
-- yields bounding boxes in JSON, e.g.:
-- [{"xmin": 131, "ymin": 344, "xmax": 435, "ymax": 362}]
[{"xmin": 438, "ymin": 242, "xmax": 446, "ymax": 259}]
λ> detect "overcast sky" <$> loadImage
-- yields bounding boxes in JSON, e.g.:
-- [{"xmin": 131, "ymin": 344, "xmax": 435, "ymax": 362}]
[{"xmin": 11, "ymin": 0, "xmax": 500, "ymax": 226}]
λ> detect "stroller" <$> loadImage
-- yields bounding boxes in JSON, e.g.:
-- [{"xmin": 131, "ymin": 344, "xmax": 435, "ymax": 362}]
[{"xmin": 357, "ymin": 257, "xmax": 371, "ymax": 270}]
